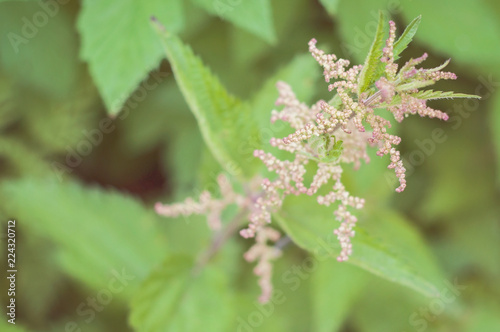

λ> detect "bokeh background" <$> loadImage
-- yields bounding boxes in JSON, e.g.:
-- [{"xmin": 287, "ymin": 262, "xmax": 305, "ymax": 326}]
[{"xmin": 0, "ymin": 0, "xmax": 499, "ymax": 331}]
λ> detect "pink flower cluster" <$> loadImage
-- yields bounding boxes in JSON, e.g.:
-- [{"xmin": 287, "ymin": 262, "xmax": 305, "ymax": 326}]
[
  {"xmin": 243, "ymin": 227, "xmax": 282, "ymax": 303},
  {"xmin": 155, "ymin": 174, "xmax": 245, "ymax": 230},
  {"xmin": 307, "ymin": 21, "xmax": 456, "ymax": 193},
  {"xmin": 241, "ymin": 20, "xmax": 458, "ymax": 263},
  {"xmin": 241, "ymin": 83, "xmax": 366, "ymax": 262},
  {"xmin": 155, "ymin": 174, "xmax": 284, "ymax": 303}
]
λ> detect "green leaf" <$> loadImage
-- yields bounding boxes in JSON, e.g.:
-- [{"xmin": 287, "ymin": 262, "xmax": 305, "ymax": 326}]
[
  {"xmin": 153, "ymin": 25, "xmax": 262, "ymax": 179},
  {"xmin": 396, "ymin": 80, "xmax": 436, "ymax": 92},
  {"xmin": 274, "ymin": 194, "xmax": 445, "ymax": 298},
  {"xmin": 78, "ymin": 0, "xmax": 183, "ymax": 115},
  {"xmin": 319, "ymin": 0, "xmax": 340, "ymax": 17},
  {"xmin": 190, "ymin": 0, "xmax": 276, "ymax": 43},
  {"xmin": 426, "ymin": 58, "xmax": 451, "ymax": 73},
  {"xmin": 350, "ymin": 276, "xmax": 439, "ymax": 332},
  {"xmin": 379, "ymin": 89, "xmax": 481, "ymax": 108},
  {"xmin": 311, "ymin": 259, "xmax": 369, "ymax": 332},
  {"xmin": 408, "ymin": 89, "xmax": 481, "ymax": 101},
  {"xmin": 0, "ymin": 178, "xmax": 168, "ymax": 300},
  {"xmin": 357, "ymin": 11, "xmax": 387, "ymax": 95},
  {"xmin": 130, "ymin": 255, "xmax": 234, "ymax": 332},
  {"xmin": 393, "ymin": 15, "xmax": 421, "ymax": 59}
]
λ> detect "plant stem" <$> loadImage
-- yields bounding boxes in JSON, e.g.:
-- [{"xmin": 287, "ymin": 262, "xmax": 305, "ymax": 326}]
[{"xmin": 193, "ymin": 209, "xmax": 248, "ymax": 274}]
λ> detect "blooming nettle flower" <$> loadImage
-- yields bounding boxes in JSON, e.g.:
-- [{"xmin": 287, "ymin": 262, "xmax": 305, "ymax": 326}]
[
  {"xmin": 241, "ymin": 20, "xmax": 467, "ymax": 263},
  {"xmin": 156, "ymin": 17, "xmax": 478, "ymax": 304}
]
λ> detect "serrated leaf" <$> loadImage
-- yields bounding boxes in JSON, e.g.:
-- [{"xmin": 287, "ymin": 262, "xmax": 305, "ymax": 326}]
[
  {"xmin": 409, "ymin": 90, "xmax": 481, "ymax": 100},
  {"xmin": 153, "ymin": 24, "xmax": 262, "ymax": 179},
  {"xmin": 396, "ymin": 80, "xmax": 435, "ymax": 92},
  {"xmin": 190, "ymin": 0, "xmax": 276, "ymax": 43},
  {"xmin": 357, "ymin": 11, "xmax": 387, "ymax": 95},
  {"xmin": 426, "ymin": 58, "xmax": 451, "ymax": 72},
  {"xmin": 130, "ymin": 255, "xmax": 234, "ymax": 332},
  {"xmin": 379, "ymin": 90, "xmax": 481, "ymax": 108},
  {"xmin": 0, "ymin": 178, "xmax": 168, "ymax": 300},
  {"xmin": 274, "ymin": 194, "xmax": 445, "ymax": 298},
  {"xmin": 393, "ymin": 15, "xmax": 421, "ymax": 60},
  {"xmin": 78, "ymin": 0, "xmax": 183, "ymax": 115},
  {"xmin": 311, "ymin": 259, "xmax": 369, "ymax": 332},
  {"xmin": 319, "ymin": 0, "xmax": 340, "ymax": 16}
]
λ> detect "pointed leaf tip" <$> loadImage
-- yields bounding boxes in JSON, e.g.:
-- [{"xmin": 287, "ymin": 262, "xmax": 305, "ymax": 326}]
[
  {"xmin": 393, "ymin": 15, "xmax": 422, "ymax": 59},
  {"xmin": 357, "ymin": 11, "xmax": 387, "ymax": 94}
]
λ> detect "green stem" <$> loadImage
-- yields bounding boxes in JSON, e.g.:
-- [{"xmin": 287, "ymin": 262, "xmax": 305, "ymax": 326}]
[{"xmin": 193, "ymin": 209, "xmax": 248, "ymax": 274}]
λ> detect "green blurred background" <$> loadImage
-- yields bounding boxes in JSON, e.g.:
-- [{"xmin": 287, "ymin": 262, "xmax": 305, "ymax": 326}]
[{"xmin": 0, "ymin": 0, "xmax": 499, "ymax": 331}]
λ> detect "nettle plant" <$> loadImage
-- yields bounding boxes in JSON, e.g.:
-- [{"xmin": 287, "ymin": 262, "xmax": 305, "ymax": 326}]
[{"xmin": 153, "ymin": 14, "xmax": 478, "ymax": 303}]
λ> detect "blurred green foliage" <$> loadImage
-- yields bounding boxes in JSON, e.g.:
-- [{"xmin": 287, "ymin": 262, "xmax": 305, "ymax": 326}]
[{"xmin": 0, "ymin": 0, "xmax": 499, "ymax": 331}]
